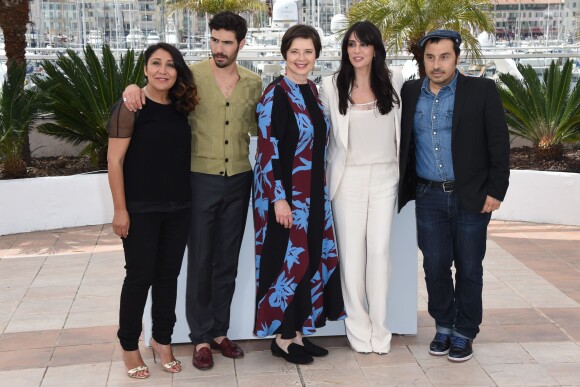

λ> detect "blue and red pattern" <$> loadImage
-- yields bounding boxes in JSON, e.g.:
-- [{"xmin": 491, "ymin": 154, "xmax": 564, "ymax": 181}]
[{"xmin": 253, "ymin": 76, "xmax": 346, "ymax": 337}]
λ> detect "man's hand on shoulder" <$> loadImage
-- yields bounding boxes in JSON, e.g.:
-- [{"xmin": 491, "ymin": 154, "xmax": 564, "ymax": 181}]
[{"xmin": 122, "ymin": 84, "xmax": 145, "ymax": 112}]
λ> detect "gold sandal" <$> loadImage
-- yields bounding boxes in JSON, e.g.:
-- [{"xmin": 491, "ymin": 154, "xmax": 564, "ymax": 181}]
[
  {"xmin": 126, "ymin": 365, "xmax": 149, "ymax": 379},
  {"xmin": 150, "ymin": 338, "xmax": 181, "ymax": 373}
]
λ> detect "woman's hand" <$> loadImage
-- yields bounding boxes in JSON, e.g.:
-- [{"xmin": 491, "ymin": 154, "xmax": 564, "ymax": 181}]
[
  {"xmin": 112, "ymin": 209, "xmax": 130, "ymax": 238},
  {"xmin": 274, "ymin": 200, "xmax": 293, "ymax": 229}
]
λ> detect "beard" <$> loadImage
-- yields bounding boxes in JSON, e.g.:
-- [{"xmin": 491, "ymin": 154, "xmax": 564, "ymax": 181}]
[{"xmin": 212, "ymin": 52, "xmax": 236, "ymax": 68}]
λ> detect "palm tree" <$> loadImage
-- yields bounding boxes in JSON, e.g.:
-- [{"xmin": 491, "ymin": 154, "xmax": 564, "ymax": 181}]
[
  {"xmin": 0, "ymin": 0, "xmax": 29, "ymax": 66},
  {"xmin": 497, "ymin": 60, "xmax": 580, "ymax": 161},
  {"xmin": 168, "ymin": 0, "xmax": 266, "ymax": 15},
  {"xmin": 32, "ymin": 45, "xmax": 145, "ymax": 168},
  {"xmin": 0, "ymin": 64, "xmax": 46, "ymax": 178},
  {"xmin": 0, "ymin": 0, "xmax": 33, "ymax": 164},
  {"xmin": 347, "ymin": 0, "xmax": 495, "ymax": 77}
]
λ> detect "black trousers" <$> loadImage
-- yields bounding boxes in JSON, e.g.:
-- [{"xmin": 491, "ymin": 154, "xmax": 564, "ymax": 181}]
[
  {"xmin": 118, "ymin": 208, "xmax": 190, "ymax": 351},
  {"xmin": 186, "ymin": 171, "xmax": 252, "ymax": 345}
]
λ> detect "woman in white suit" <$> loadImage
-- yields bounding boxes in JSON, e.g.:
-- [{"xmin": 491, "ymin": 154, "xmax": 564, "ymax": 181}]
[{"xmin": 319, "ymin": 21, "xmax": 403, "ymax": 354}]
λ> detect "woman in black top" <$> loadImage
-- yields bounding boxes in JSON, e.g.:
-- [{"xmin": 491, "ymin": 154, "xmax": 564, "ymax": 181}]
[{"xmin": 107, "ymin": 43, "xmax": 198, "ymax": 379}]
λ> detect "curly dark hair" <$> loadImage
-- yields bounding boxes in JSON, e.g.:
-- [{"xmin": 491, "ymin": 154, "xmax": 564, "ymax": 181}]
[
  {"xmin": 336, "ymin": 21, "xmax": 399, "ymax": 116},
  {"xmin": 144, "ymin": 43, "xmax": 198, "ymax": 114}
]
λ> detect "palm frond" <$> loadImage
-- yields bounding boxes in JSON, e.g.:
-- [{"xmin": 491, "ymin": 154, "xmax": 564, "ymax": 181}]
[
  {"xmin": 497, "ymin": 59, "xmax": 580, "ymax": 151},
  {"xmin": 32, "ymin": 45, "xmax": 145, "ymax": 167},
  {"xmin": 167, "ymin": 0, "xmax": 267, "ymax": 15},
  {"xmin": 347, "ymin": 0, "xmax": 494, "ymax": 76}
]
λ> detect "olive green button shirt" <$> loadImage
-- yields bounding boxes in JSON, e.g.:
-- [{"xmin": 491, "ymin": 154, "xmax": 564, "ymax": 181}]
[{"xmin": 188, "ymin": 59, "xmax": 262, "ymax": 176}]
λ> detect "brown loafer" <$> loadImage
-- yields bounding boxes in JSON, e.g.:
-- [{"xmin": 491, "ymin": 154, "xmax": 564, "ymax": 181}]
[
  {"xmin": 210, "ymin": 337, "xmax": 244, "ymax": 359},
  {"xmin": 192, "ymin": 347, "xmax": 213, "ymax": 370}
]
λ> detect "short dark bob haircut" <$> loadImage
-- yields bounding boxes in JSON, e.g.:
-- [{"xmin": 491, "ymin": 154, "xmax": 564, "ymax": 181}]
[
  {"xmin": 209, "ymin": 11, "xmax": 248, "ymax": 43},
  {"xmin": 280, "ymin": 24, "xmax": 322, "ymax": 60}
]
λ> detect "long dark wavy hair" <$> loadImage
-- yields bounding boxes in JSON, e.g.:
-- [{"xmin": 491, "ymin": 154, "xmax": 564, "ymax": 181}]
[
  {"xmin": 336, "ymin": 21, "xmax": 399, "ymax": 115},
  {"xmin": 144, "ymin": 43, "xmax": 198, "ymax": 114}
]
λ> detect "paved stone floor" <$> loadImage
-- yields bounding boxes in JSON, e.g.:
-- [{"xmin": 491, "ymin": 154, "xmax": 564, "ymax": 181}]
[{"xmin": 1, "ymin": 220, "xmax": 579, "ymax": 386}]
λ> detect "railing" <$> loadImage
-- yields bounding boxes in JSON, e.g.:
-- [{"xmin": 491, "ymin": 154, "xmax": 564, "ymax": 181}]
[{"xmin": 3, "ymin": 45, "xmax": 580, "ymax": 86}]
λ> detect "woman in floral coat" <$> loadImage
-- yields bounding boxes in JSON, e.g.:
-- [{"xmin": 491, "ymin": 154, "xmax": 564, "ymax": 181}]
[{"xmin": 253, "ymin": 24, "xmax": 345, "ymax": 365}]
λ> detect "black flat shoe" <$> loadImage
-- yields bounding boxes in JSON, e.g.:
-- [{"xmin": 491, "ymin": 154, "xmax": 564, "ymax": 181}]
[
  {"xmin": 271, "ymin": 339, "xmax": 313, "ymax": 364},
  {"xmin": 300, "ymin": 338, "xmax": 328, "ymax": 357}
]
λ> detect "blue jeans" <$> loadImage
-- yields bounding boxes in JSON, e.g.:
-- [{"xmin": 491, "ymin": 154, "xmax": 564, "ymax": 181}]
[{"xmin": 415, "ymin": 183, "xmax": 491, "ymax": 340}]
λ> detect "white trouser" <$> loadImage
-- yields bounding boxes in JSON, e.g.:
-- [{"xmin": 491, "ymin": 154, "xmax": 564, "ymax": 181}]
[{"xmin": 332, "ymin": 163, "xmax": 397, "ymax": 353}]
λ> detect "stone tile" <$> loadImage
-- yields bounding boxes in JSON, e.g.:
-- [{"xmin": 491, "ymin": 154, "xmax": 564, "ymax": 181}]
[
  {"xmin": 0, "ymin": 256, "xmax": 45, "ymax": 276},
  {"xmin": 237, "ymin": 370, "xmax": 302, "ymax": 386},
  {"xmin": 519, "ymin": 292, "xmax": 578, "ymax": 308},
  {"xmin": 472, "ymin": 343, "xmax": 535, "ymax": 365},
  {"xmin": 544, "ymin": 363, "xmax": 580, "ymax": 386},
  {"xmin": 4, "ymin": 313, "xmax": 66, "ymax": 333},
  {"xmin": 0, "ymin": 329, "xmax": 61, "ymax": 351},
  {"xmin": 539, "ymin": 307, "xmax": 580, "ymax": 324},
  {"xmin": 235, "ymin": 350, "xmax": 296, "ymax": 375},
  {"xmin": 482, "ymin": 363, "xmax": 559, "ymax": 386},
  {"xmin": 0, "ymin": 367, "xmax": 45, "ymax": 387},
  {"xmin": 302, "ymin": 347, "xmax": 358, "ymax": 370},
  {"xmin": 69, "ymin": 296, "xmax": 119, "ymax": 313},
  {"xmin": 362, "ymin": 364, "xmax": 431, "ymax": 386},
  {"xmin": 354, "ymin": 345, "xmax": 418, "ymax": 368},
  {"xmin": 406, "ymin": 345, "xmax": 446, "ymax": 368},
  {"xmin": 173, "ymin": 374, "xmax": 239, "ymax": 387},
  {"xmin": 1, "ymin": 276, "xmax": 35, "ymax": 288},
  {"xmin": 41, "ymin": 363, "xmax": 110, "ymax": 387},
  {"xmin": 301, "ymin": 366, "xmax": 368, "ymax": 385},
  {"xmin": 502, "ymin": 323, "xmax": 570, "ymax": 342},
  {"xmin": 3, "ymin": 247, "xmax": 51, "ymax": 257},
  {"xmin": 23, "ymin": 286, "xmax": 79, "ymax": 301},
  {"xmin": 76, "ymin": 283, "xmax": 122, "ymax": 298},
  {"xmin": 560, "ymin": 324, "xmax": 580, "ymax": 341},
  {"xmin": 423, "ymin": 362, "xmax": 494, "ymax": 386},
  {"xmin": 482, "ymin": 292, "xmax": 530, "ymax": 308},
  {"xmin": 487, "ymin": 308, "xmax": 551, "ymax": 325},
  {"xmin": 30, "ymin": 275, "xmax": 82, "ymax": 288},
  {"xmin": 57, "ymin": 325, "xmax": 118, "ymax": 346},
  {"xmin": 521, "ymin": 341, "xmax": 580, "ymax": 364},
  {"xmin": 50, "ymin": 343, "xmax": 115, "ymax": 367},
  {"xmin": 0, "ymin": 347, "xmax": 53, "ymax": 371},
  {"xmin": 13, "ymin": 298, "xmax": 73, "ymax": 317},
  {"xmin": 170, "ymin": 353, "xmax": 235, "ymax": 378},
  {"xmin": 64, "ymin": 309, "xmax": 118, "ymax": 329}
]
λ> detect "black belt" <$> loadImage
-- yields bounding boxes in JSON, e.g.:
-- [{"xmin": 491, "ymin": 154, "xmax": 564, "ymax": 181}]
[{"xmin": 417, "ymin": 177, "xmax": 455, "ymax": 192}]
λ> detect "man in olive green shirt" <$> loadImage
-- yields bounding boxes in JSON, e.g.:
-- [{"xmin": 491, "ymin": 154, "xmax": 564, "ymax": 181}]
[{"xmin": 122, "ymin": 12, "xmax": 262, "ymax": 370}]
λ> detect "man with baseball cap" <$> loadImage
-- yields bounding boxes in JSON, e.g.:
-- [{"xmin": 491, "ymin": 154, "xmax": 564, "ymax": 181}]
[{"xmin": 398, "ymin": 30, "xmax": 510, "ymax": 362}]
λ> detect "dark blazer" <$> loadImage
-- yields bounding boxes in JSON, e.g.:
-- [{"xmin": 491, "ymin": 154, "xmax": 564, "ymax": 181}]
[{"xmin": 398, "ymin": 73, "xmax": 510, "ymax": 213}]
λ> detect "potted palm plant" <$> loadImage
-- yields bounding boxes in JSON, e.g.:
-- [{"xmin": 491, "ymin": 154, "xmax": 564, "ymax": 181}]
[
  {"xmin": 493, "ymin": 60, "xmax": 580, "ymax": 226},
  {"xmin": 497, "ymin": 59, "xmax": 580, "ymax": 161},
  {"xmin": 32, "ymin": 44, "xmax": 145, "ymax": 168},
  {"xmin": 1, "ymin": 46, "xmax": 145, "ymax": 235},
  {"xmin": 0, "ymin": 63, "xmax": 45, "ymax": 179}
]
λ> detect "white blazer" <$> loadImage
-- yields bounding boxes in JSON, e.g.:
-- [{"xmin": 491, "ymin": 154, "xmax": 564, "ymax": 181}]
[{"xmin": 319, "ymin": 68, "xmax": 404, "ymax": 201}]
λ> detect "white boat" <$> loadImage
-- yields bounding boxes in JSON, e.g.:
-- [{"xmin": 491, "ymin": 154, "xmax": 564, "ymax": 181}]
[
  {"xmin": 87, "ymin": 30, "xmax": 104, "ymax": 47},
  {"xmin": 126, "ymin": 28, "xmax": 144, "ymax": 48},
  {"xmin": 164, "ymin": 25, "xmax": 179, "ymax": 45},
  {"xmin": 146, "ymin": 31, "xmax": 160, "ymax": 46}
]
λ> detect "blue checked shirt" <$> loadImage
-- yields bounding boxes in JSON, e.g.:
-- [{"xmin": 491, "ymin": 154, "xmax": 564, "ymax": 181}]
[{"xmin": 413, "ymin": 71, "xmax": 459, "ymax": 182}]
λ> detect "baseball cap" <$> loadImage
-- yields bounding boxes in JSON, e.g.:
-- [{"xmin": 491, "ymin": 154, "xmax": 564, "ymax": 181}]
[{"xmin": 418, "ymin": 30, "xmax": 462, "ymax": 48}]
